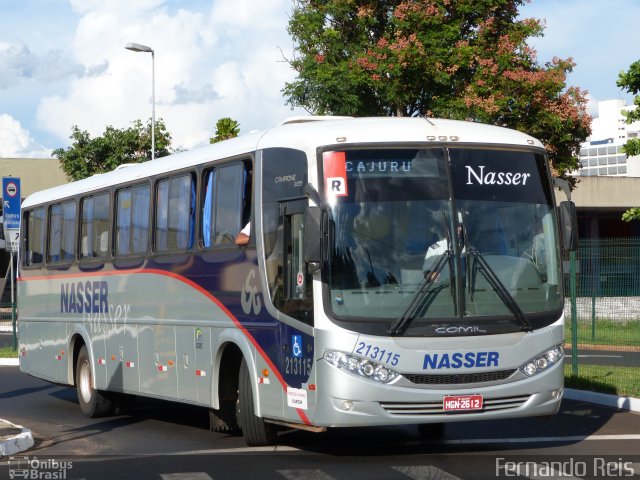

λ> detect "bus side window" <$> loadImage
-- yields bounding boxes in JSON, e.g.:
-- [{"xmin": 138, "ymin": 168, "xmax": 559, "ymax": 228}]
[
  {"xmin": 202, "ymin": 170, "xmax": 215, "ymax": 248},
  {"xmin": 201, "ymin": 160, "xmax": 251, "ymax": 248},
  {"xmin": 116, "ymin": 184, "xmax": 150, "ymax": 257},
  {"xmin": 215, "ymin": 163, "xmax": 244, "ymax": 246},
  {"xmin": 24, "ymin": 208, "xmax": 45, "ymax": 266},
  {"xmin": 155, "ymin": 174, "xmax": 195, "ymax": 253},
  {"xmin": 80, "ymin": 192, "xmax": 110, "ymax": 261},
  {"xmin": 48, "ymin": 201, "xmax": 75, "ymax": 264}
]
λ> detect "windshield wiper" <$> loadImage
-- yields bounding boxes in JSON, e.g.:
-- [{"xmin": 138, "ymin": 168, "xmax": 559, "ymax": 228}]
[
  {"xmin": 388, "ymin": 250, "xmax": 451, "ymax": 336},
  {"xmin": 468, "ymin": 248, "xmax": 532, "ymax": 332}
]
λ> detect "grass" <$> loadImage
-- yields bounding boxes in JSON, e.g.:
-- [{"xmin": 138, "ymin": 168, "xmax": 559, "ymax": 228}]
[
  {"xmin": 564, "ymin": 319, "xmax": 640, "ymax": 347},
  {"xmin": 565, "ymin": 364, "xmax": 640, "ymax": 399},
  {"xmin": 0, "ymin": 346, "xmax": 18, "ymax": 358}
]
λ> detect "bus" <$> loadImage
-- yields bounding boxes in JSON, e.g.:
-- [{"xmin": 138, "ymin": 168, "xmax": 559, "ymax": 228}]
[{"xmin": 18, "ymin": 117, "xmax": 577, "ymax": 446}]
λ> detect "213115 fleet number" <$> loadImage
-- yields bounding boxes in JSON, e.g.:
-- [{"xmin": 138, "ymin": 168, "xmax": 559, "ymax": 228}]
[{"xmin": 355, "ymin": 342, "xmax": 400, "ymax": 366}]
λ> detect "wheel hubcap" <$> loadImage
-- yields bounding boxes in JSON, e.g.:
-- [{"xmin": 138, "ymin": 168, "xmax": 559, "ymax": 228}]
[{"xmin": 79, "ymin": 360, "xmax": 92, "ymax": 404}]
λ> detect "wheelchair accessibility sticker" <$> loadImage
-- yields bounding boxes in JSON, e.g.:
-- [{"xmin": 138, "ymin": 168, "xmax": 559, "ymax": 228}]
[{"xmin": 292, "ymin": 335, "xmax": 303, "ymax": 358}]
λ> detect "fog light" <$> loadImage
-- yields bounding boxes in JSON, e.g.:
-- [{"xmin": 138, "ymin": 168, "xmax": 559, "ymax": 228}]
[{"xmin": 342, "ymin": 400, "xmax": 353, "ymax": 411}]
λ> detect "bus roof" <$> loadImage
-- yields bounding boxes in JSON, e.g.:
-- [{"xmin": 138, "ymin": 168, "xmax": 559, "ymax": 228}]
[{"xmin": 22, "ymin": 117, "xmax": 544, "ymax": 209}]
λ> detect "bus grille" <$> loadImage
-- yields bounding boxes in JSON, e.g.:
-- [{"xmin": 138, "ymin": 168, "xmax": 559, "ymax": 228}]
[
  {"xmin": 380, "ymin": 395, "xmax": 531, "ymax": 416},
  {"xmin": 403, "ymin": 369, "xmax": 517, "ymax": 385}
]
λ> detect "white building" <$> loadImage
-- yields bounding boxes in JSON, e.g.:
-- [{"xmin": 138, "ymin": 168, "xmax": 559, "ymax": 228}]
[{"xmin": 574, "ymin": 99, "xmax": 640, "ymax": 177}]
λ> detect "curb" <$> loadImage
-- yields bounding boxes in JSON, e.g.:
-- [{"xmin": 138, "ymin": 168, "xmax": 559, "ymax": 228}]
[
  {"xmin": 0, "ymin": 358, "xmax": 19, "ymax": 366},
  {"xmin": 0, "ymin": 420, "xmax": 34, "ymax": 457},
  {"xmin": 565, "ymin": 388, "xmax": 640, "ymax": 413}
]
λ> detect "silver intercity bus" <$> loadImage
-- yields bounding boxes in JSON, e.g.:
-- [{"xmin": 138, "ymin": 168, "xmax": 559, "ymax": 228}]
[{"xmin": 18, "ymin": 117, "xmax": 577, "ymax": 446}]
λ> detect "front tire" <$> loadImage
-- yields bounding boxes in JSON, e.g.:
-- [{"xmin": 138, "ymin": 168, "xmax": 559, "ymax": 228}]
[
  {"xmin": 237, "ymin": 357, "xmax": 276, "ymax": 446},
  {"xmin": 76, "ymin": 345, "xmax": 115, "ymax": 418}
]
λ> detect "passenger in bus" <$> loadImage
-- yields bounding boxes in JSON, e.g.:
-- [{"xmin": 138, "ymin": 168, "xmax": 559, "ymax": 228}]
[{"xmin": 235, "ymin": 222, "xmax": 250, "ymax": 246}]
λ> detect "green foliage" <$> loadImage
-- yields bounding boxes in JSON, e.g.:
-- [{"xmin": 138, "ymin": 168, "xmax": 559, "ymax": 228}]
[
  {"xmin": 284, "ymin": 0, "xmax": 591, "ymax": 182},
  {"xmin": 565, "ymin": 365, "xmax": 640, "ymax": 399},
  {"xmin": 0, "ymin": 346, "xmax": 17, "ymax": 357},
  {"xmin": 53, "ymin": 119, "xmax": 172, "ymax": 181},
  {"xmin": 622, "ymin": 208, "xmax": 640, "ymax": 222},
  {"xmin": 617, "ymin": 60, "xmax": 640, "ymax": 221},
  {"xmin": 210, "ymin": 117, "xmax": 240, "ymax": 144},
  {"xmin": 617, "ymin": 60, "xmax": 640, "ymax": 123},
  {"xmin": 564, "ymin": 319, "xmax": 640, "ymax": 347}
]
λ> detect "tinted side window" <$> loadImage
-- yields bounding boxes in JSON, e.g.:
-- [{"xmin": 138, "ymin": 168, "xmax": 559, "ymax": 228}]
[
  {"xmin": 25, "ymin": 208, "xmax": 46, "ymax": 266},
  {"xmin": 155, "ymin": 174, "xmax": 195, "ymax": 252},
  {"xmin": 202, "ymin": 161, "xmax": 251, "ymax": 247},
  {"xmin": 216, "ymin": 163, "xmax": 243, "ymax": 246},
  {"xmin": 116, "ymin": 184, "xmax": 150, "ymax": 256},
  {"xmin": 48, "ymin": 201, "xmax": 76, "ymax": 263},
  {"xmin": 80, "ymin": 193, "xmax": 110, "ymax": 260}
]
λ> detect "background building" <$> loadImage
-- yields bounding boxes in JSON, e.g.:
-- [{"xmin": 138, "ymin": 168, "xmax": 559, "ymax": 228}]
[
  {"xmin": 1, "ymin": 157, "xmax": 68, "ymax": 301},
  {"xmin": 575, "ymin": 99, "xmax": 640, "ymax": 177}
]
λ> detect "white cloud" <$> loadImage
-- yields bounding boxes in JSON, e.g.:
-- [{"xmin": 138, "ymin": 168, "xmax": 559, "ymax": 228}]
[
  {"xmin": 34, "ymin": 0, "xmax": 303, "ymax": 151},
  {"xmin": 0, "ymin": 41, "xmax": 85, "ymax": 89},
  {"xmin": 69, "ymin": 0, "xmax": 164, "ymax": 16},
  {"xmin": 210, "ymin": 0, "xmax": 291, "ymax": 31},
  {"xmin": 0, "ymin": 114, "xmax": 51, "ymax": 158}
]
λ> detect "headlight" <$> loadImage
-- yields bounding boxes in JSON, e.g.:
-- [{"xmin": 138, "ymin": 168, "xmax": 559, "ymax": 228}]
[
  {"xmin": 520, "ymin": 345, "xmax": 564, "ymax": 377},
  {"xmin": 324, "ymin": 351, "xmax": 399, "ymax": 384}
]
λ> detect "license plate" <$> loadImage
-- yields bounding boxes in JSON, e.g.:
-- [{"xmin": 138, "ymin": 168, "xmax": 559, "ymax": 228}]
[{"xmin": 443, "ymin": 394, "xmax": 483, "ymax": 412}]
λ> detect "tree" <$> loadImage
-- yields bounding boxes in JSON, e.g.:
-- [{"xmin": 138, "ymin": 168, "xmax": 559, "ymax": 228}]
[
  {"xmin": 53, "ymin": 119, "xmax": 172, "ymax": 181},
  {"xmin": 618, "ymin": 60, "xmax": 640, "ymax": 222},
  {"xmin": 210, "ymin": 117, "xmax": 240, "ymax": 144},
  {"xmin": 284, "ymin": 0, "xmax": 590, "ymax": 182}
]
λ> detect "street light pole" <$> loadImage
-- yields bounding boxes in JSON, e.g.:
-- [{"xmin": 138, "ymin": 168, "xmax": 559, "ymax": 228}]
[{"xmin": 125, "ymin": 42, "xmax": 156, "ymax": 160}]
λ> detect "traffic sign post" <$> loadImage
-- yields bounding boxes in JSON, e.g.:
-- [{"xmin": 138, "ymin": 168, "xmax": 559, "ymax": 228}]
[
  {"xmin": 3, "ymin": 177, "xmax": 21, "ymax": 252},
  {"xmin": 2, "ymin": 177, "xmax": 21, "ymax": 351}
]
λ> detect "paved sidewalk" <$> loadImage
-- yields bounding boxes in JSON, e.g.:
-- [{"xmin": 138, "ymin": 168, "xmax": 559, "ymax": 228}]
[{"xmin": 0, "ymin": 418, "xmax": 34, "ymax": 457}]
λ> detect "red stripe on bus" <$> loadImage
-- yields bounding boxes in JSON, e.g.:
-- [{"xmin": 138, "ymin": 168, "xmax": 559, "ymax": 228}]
[{"xmin": 20, "ymin": 268, "xmax": 313, "ymax": 426}]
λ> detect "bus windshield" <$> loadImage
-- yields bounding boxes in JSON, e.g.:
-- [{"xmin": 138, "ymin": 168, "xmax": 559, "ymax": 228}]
[{"xmin": 325, "ymin": 147, "xmax": 563, "ymax": 335}]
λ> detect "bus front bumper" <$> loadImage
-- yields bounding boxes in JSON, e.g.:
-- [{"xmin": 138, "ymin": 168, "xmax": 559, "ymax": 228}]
[{"xmin": 311, "ymin": 359, "xmax": 564, "ymax": 428}]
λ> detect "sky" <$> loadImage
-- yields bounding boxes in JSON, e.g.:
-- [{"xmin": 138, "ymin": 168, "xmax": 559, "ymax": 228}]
[{"xmin": 0, "ymin": 0, "xmax": 639, "ymax": 159}]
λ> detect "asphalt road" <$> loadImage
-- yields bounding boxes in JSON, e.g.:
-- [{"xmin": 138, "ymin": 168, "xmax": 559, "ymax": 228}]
[
  {"xmin": 1, "ymin": 366, "xmax": 640, "ymax": 479},
  {"xmin": 566, "ymin": 348, "xmax": 640, "ymax": 367}
]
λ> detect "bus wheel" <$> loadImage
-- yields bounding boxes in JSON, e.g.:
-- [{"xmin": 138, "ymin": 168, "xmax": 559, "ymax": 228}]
[
  {"xmin": 76, "ymin": 345, "xmax": 115, "ymax": 418},
  {"xmin": 237, "ymin": 357, "xmax": 276, "ymax": 446}
]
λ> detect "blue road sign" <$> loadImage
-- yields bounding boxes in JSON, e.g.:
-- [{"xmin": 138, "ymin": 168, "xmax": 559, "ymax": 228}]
[{"xmin": 2, "ymin": 177, "xmax": 21, "ymax": 229}]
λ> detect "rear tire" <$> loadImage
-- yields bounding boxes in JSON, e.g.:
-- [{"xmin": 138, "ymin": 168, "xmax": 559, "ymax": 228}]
[
  {"xmin": 76, "ymin": 345, "xmax": 115, "ymax": 418},
  {"xmin": 237, "ymin": 357, "xmax": 277, "ymax": 446}
]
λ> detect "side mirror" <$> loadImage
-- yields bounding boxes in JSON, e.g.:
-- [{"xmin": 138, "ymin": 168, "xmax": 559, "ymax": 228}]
[
  {"xmin": 559, "ymin": 201, "xmax": 578, "ymax": 251},
  {"xmin": 304, "ymin": 206, "xmax": 326, "ymax": 271}
]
